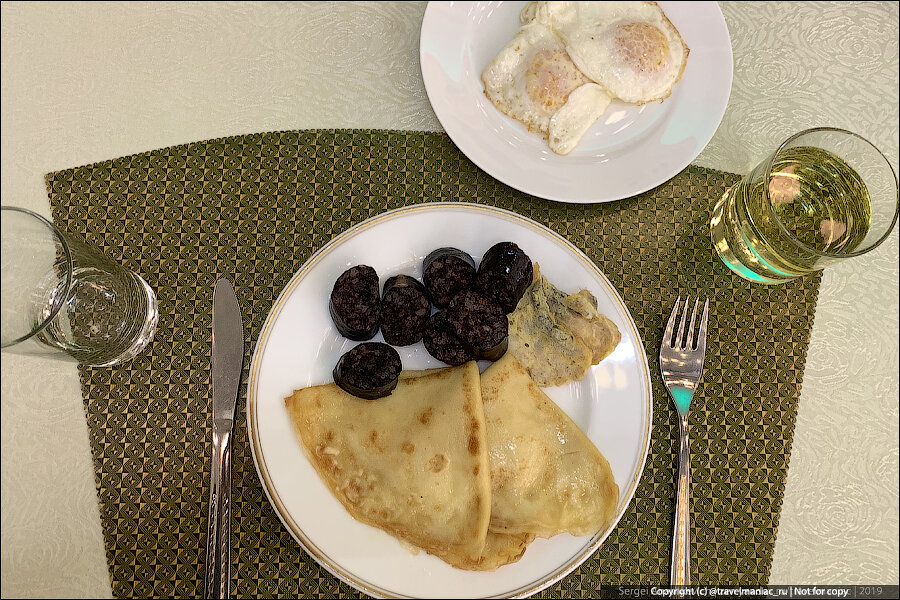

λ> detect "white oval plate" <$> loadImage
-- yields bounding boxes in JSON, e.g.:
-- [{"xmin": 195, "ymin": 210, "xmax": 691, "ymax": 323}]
[
  {"xmin": 248, "ymin": 203, "xmax": 652, "ymax": 598},
  {"xmin": 419, "ymin": 1, "xmax": 733, "ymax": 203}
]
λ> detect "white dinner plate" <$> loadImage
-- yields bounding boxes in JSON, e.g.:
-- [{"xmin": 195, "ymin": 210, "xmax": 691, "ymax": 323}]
[
  {"xmin": 419, "ymin": 1, "xmax": 733, "ymax": 203},
  {"xmin": 248, "ymin": 203, "xmax": 652, "ymax": 598}
]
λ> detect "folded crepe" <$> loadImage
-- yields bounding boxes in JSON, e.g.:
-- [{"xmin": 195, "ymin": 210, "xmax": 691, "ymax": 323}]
[
  {"xmin": 286, "ymin": 362, "xmax": 526, "ymax": 569},
  {"xmin": 480, "ymin": 353, "xmax": 619, "ymax": 538},
  {"xmin": 449, "ymin": 530, "xmax": 535, "ymax": 571}
]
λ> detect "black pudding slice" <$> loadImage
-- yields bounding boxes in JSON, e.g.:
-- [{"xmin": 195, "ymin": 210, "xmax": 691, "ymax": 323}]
[
  {"xmin": 333, "ymin": 342, "xmax": 402, "ymax": 399},
  {"xmin": 475, "ymin": 241, "xmax": 533, "ymax": 314},
  {"xmin": 329, "ymin": 265, "xmax": 381, "ymax": 340},
  {"xmin": 380, "ymin": 275, "xmax": 431, "ymax": 347},
  {"xmin": 422, "ymin": 247, "xmax": 477, "ymax": 308},
  {"xmin": 423, "ymin": 311, "xmax": 475, "ymax": 366},
  {"xmin": 445, "ymin": 288, "xmax": 508, "ymax": 361}
]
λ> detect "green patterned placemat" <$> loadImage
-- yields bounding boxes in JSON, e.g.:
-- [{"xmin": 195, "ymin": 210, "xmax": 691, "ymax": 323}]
[{"xmin": 46, "ymin": 130, "xmax": 819, "ymax": 598}]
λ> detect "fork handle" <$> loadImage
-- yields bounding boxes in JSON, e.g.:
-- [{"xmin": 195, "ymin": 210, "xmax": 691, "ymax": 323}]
[{"xmin": 671, "ymin": 412, "xmax": 690, "ymax": 586}]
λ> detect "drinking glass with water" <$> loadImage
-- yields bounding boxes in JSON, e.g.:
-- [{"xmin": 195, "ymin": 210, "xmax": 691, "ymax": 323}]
[{"xmin": 1, "ymin": 206, "xmax": 158, "ymax": 366}]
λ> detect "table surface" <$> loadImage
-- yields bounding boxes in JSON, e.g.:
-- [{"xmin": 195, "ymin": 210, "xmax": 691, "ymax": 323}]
[{"xmin": 1, "ymin": 2, "xmax": 897, "ymax": 596}]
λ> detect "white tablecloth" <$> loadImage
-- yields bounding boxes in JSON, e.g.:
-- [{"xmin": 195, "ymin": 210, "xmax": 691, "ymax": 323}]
[{"xmin": 2, "ymin": 2, "xmax": 897, "ymax": 596}]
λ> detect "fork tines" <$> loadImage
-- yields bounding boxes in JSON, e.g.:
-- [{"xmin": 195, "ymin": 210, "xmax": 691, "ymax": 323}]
[{"xmin": 664, "ymin": 296, "xmax": 710, "ymax": 351}]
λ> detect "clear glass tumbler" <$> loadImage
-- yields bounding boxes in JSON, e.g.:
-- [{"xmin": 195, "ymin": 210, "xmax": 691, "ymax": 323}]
[
  {"xmin": 1, "ymin": 206, "xmax": 158, "ymax": 366},
  {"xmin": 710, "ymin": 127, "xmax": 899, "ymax": 284}
]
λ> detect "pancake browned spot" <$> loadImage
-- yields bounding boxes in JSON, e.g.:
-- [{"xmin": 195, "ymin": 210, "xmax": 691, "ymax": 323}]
[
  {"xmin": 468, "ymin": 430, "xmax": 480, "ymax": 455},
  {"xmin": 428, "ymin": 454, "xmax": 448, "ymax": 473}
]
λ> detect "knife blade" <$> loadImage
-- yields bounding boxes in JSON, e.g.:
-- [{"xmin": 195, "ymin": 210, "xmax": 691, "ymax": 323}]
[{"xmin": 204, "ymin": 278, "xmax": 244, "ymax": 599}]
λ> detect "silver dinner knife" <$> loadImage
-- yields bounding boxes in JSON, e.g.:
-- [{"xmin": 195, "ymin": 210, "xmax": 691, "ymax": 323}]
[{"xmin": 204, "ymin": 278, "xmax": 244, "ymax": 599}]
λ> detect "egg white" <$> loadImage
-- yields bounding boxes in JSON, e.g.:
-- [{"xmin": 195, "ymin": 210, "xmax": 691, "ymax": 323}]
[
  {"xmin": 531, "ymin": 1, "xmax": 689, "ymax": 104},
  {"xmin": 548, "ymin": 83, "xmax": 612, "ymax": 155},
  {"xmin": 481, "ymin": 21, "xmax": 615, "ymax": 155},
  {"xmin": 482, "ymin": 22, "xmax": 587, "ymax": 136}
]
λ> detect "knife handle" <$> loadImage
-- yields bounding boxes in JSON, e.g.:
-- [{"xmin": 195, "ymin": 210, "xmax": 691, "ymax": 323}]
[{"xmin": 205, "ymin": 426, "xmax": 233, "ymax": 599}]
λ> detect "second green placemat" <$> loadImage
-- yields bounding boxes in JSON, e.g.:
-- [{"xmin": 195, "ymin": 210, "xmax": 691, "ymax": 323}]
[{"xmin": 46, "ymin": 130, "xmax": 819, "ymax": 598}]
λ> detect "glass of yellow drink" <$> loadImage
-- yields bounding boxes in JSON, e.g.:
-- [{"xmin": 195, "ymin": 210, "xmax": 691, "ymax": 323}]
[{"xmin": 710, "ymin": 127, "xmax": 898, "ymax": 284}]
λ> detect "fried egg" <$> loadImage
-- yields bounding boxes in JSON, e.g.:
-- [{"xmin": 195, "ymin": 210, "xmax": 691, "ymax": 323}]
[
  {"xmin": 548, "ymin": 83, "xmax": 611, "ymax": 155},
  {"xmin": 481, "ymin": 21, "xmax": 612, "ymax": 155},
  {"xmin": 528, "ymin": 1, "xmax": 689, "ymax": 105}
]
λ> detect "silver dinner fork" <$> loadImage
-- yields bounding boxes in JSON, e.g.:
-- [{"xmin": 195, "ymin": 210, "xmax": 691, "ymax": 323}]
[{"xmin": 660, "ymin": 296, "xmax": 709, "ymax": 587}]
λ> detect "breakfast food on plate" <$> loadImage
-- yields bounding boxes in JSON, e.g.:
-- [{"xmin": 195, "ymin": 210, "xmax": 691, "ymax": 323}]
[
  {"xmin": 423, "ymin": 247, "xmax": 477, "ymax": 308},
  {"xmin": 479, "ymin": 21, "xmax": 585, "ymax": 132},
  {"xmin": 481, "ymin": 20, "xmax": 612, "ymax": 156},
  {"xmin": 332, "ymin": 342, "xmax": 402, "ymax": 399},
  {"xmin": 284, "ymin": 354, "xmax": 620, "ymax": 569},
  {"xmin": 475, "ymin": 242, "xmax": 534, "ymax": 313},
  {"xmin": 524, "ymin": 1, "xmax": 689, "ymax": 104},
  {"xmin": 547, "ymin": 82, "xmax": 617, "ymax": 155},
  {"xmin": 327, "ymin": 245, "xmax": 621, "ymax": 395},
  {"xmin": 482, "ymin": 1, "xmax": 689, "ymax": 155},
  {"xmin": 301, "ymin": 242, "xmax": 625, "ymax": 568},
  {"xmin": 329, "ymin": 265, "xmax": 381, "ymax": 340},
  {"xmin": 445, "ymin": 289, "xmax": 509, "ymax": 361},
  {"xmin": 508, "ymin": 264, "xmax": 621, "ymax": 386},
  {"xmin": 285, "ymin": 363, "xmax": 495, "ymax": 568},
  {"xmin": 423, "ymin": 311, "xmax": 476, "ymax": 366},
  {"xmin": 462, "ymin": 530, "xmax": 536, "ymax": 571},
  {"xmin": 480, "ymin": 353, "xmax": 620, "ymax": 537},
  {"xmin": 329, "ymin": 242, "xmax": 533, "ymax": 385},
  {"xmin": 286, "ymin": 362, "xmax": 539, "ymax": 570},
  {"xmin": 292, "ymin": 246, "xmax": 625, "ymax": 566},
  {"xmin": 553, "ymin": 285, "xmax": 621, "ymax": 364},
  {"xmin": 380, "ymin": 275, "xmax": 431, "ymax": 346}
]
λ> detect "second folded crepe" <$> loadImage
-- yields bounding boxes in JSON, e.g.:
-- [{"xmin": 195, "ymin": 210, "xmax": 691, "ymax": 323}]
[{"xmin": 480, "ymin": 353, "xmax": 620, "ymax": 538}]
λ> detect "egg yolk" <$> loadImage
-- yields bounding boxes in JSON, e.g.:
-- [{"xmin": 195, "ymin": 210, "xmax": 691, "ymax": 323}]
[
  {"xmin": 525, "ymin": 49, "xmax": 586, "ymax": 112},
  {"xmin": 614, "ymin": 22, "xmax": 670, "ymax": 73}
]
